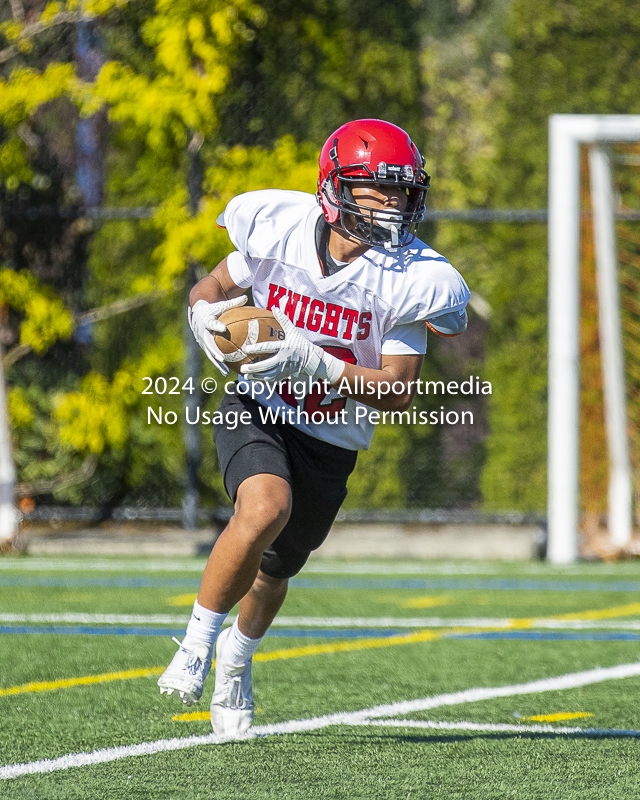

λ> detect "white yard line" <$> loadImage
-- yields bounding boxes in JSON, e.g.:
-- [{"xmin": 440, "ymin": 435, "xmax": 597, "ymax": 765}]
[
  {"xmin": 355, "ymin": 719, "xmax": 640, "ymax": 736},
  {"xmin": 0, "ymin": 613, "xmax": 510, "ymax": 627},
  {"xmin": 0, "ymin": 559, "xmax": 498, "ymax": 574},
  {"xmin": 304, "ymin": 562, "xmax": 499, "ymax": 575},
  {"xmin": 3, "ymin": 613, "xmax": 640, "ymax": 630},
  {"xmin": 272, "ymin": 617, "xmax": 640, "ymax": 630},
  {"xmin": 3, "ymin": 661, "xmax": 640, "ymax": 780},
  {"xmin": 0, "ymin": 560, "xmax": 207, "ymax": 572},
  {"xmin": 3, "ymin": 557, "xmax": 640, "ymax": 576},
  {"xmin": 532, "ymin": 619, "xmax": 640, "ymax": 630},
  {"xmin": 0, "ymin": 613, "xmax": 188, "ymax": 625}
]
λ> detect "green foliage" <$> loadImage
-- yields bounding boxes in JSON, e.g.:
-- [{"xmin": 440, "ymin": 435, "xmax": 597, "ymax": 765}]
[
  {"xmin": 151, "ymin": 137, "xmax": 318, "ymax": 291},
  {"xmin": 418, "ymin": 0, "xmax": 513, "ymax": 509},
  {"xmin": 0, "ymin": 0, "xmax": 495, "ymax": 511},
  {"xmin": 9, "ymin": 370, "xmax": 92, "ymax": 504},
  {"xmin": 76, "ymin": 136, "xmax": 318, "ymax": 507},
  {"xmin": 0, "ymin": 268, "xmax": 74, "ymax": 351},
  {"xmin": 478, "ymin": 0, "xmax": 640, "ymax": 510},
  {"xmin": 219, "ymin": 0, "xmax": 424, "ymax": 148},
  {"xmin": 11, "ymin": 0, "xmax": 639, "ymax": 513},
  {"xmin": 419, "ymin": 0, "xmax": 640, "ymax": 511},
  {"xmin": 344, "ymin": 422, "xmax": 413, "ymax": 510},
  {"xmin": 0, "ymin": 0, "xmax": 269, "ymax": 506},
  {"xmin": 0, "ymin": 63, "xmax": 77, "ymax": 185},
  {"xmin": 8, "ymin": 386, "xmax": 33, "ymax": 427}
]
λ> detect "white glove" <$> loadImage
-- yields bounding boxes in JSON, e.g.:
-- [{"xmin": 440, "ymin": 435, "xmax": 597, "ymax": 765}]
[
  {"xmin": 188, "ymin": 295, "xmax": 248, "ymax": 375},
  {"xmin": 240, "ymin": 308, "xmax": 345, "ymax": 385}
]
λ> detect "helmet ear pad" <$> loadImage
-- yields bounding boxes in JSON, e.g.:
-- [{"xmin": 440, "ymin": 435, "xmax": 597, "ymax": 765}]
[
  {"xmin": 319, "ymin": 177, "xmax": 341, "ymax": 224},
  {"xmin": 405, "ymin": 183, "xmax": 426, "ymax": 216},
  {"xmin": 337, "ymin": 182, "xmax": 370, "ymax": 239}
]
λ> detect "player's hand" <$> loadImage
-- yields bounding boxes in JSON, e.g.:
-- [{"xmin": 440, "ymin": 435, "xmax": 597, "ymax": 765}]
[
  {"xmin": 241, "ymin": 308, "xmax": 344, "ymax": 385},
  {"xmin": 188, "ymin": 296, "xmax": 248, "ymax": 376}
]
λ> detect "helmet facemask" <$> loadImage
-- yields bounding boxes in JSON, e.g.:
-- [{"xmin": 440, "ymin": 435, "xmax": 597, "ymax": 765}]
[{"xmin": 320, "ymin": 154, "xmax": 430, "ymax": 251}]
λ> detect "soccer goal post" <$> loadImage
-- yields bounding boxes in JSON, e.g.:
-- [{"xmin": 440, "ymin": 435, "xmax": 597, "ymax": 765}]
[
  {"xmin": 0, "ymin": 341, "xmax": 16, "ymax": 545},
  {"xmin": 548, "ymin": 114, "xmax": 640, "ymax": 564}
]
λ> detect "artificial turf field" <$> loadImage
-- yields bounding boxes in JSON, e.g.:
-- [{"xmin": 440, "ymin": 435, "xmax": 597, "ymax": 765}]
[{"xmin": 2, "ymin": 556, "xmax": 640, "ymax": 799}]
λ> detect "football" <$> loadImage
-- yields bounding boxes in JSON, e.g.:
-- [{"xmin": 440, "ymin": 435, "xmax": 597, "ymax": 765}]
[{"xmin": 214, "ymin": 306, "xmax": 284, "ymax": 372}]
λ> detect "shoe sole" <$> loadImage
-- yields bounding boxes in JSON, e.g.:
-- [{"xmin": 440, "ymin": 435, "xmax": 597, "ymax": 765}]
[{"xmin": 158, "ymin": 684, "xmax": 200, "ymax": 706}]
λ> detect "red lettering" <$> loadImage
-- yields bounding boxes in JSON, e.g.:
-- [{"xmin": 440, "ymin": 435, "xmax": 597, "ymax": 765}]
[
  {"xmin": 320, "ymin": 303, "xmax": 343, "ymax": 338},
  {"xmin": 307, "ymin": 300, "xmax": 325, "ymax": 332},
  {"xmin": 341, "ymin": 307, "xmax": 358, "ymax": 340},
  {"xmin": 295, "ymin": 295, "xmax": 311, "ymax": 328},
  {"xmin": 278, "ymin": 381, "xmax": 297, "ymax": 408},
  {"xmin": 357, "ymin": 311, "xmax": 371, "ymax": 340},
  {"xmin": 284, "ymin": 291, "xmax": 301, "ymax": 322},
  {"xmin": 266, "ymin": 284, "xmax": 287, "ymax": 311},
  {"xmin": 304, "ymin": 346, "xmax": 357, "ymax": 420}
]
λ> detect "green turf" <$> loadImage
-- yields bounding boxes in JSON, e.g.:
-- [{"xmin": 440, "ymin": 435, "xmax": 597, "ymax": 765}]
[{"xmin": 2, "ymin": 557, "xmax": 640, "ymax": 798}]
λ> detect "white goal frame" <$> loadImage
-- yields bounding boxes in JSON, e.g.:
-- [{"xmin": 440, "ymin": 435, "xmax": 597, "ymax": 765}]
[{"xmin": 548, "ymin": 114, "xmax": 640, "ymax": 564}]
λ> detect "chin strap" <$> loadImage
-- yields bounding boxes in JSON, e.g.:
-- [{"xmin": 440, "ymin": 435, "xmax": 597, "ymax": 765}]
[
  {"xmin": 374, "ymin": 210, "xmax": 402, "ymax": 250},
  {"xmin": 383, "ymin": 228, "xmax": 400, "ymax": 250}
]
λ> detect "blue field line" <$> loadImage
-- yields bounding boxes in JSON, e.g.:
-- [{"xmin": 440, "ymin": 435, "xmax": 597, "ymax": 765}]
[
  {"xmin": 4, "ymin": 576, "xmax": 640, "ymax": 591},
  {"xmin": 0, "ymin": 577, "xmax": 201, "ymax": 589},
  {"xmin": 4, "ymin": 624, "xmax": 640, "ymax": 641},
  {"xmin": 0, "ymin": 626, "xmax": 407, "ymax": 638},
  {"xmin": 450, "ymin": 631, "xmax": 640, "ymax": 642},
  {"xmin": 292, "ymin": 578, "xmax": 640, "ymax": 592}
]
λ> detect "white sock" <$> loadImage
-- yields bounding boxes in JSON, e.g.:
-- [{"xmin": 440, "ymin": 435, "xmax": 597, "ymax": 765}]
[
  {"xmin": 223, "ymin": 617, "xmax": 263, "ymax": 666},
  {"xmin": 184, "ymin": 601, "xmax": 227, "ymax": 647}
]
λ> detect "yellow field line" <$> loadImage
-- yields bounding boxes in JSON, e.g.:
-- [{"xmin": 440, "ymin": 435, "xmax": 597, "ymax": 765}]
[
  {"xmin": 172, "ymin": 711, "xmax": 211, "ymax": 721},
  {"xmin": 254, "ymin": 628, "xmax": 445, "ymax": 662},
  {"xmin": 2, "ymin": 601, "xmax": 639, "ymax": 699},
  {"xmin": 521, "ymin": 712, "xmax": 594, "ymax": 723},
  {"xmin": 507, "ymin": 602, "xmax": 640, "ymax": 629},
  {"xmin": 0, "ymin": 666, "xmax": 164, "ymax": 697},
  {"xmin": 548, "ymin": 602, "xmax": 640, "ymax": 621},
  {"xmin": 0, "ymin": 630, "xmax": 448, "ymax": 698}
]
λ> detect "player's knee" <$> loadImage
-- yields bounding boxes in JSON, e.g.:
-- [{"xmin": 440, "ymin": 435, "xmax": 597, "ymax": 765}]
[
  {"xmin": 252, "ymin": 570, "xmax": 288, "ymax": 598},
  {"xmin": 247, "ymin": 498, "xmax": 290, "ymax": 534},
  {"xmin": 234, "ymin": 479, "xmax": 292, "ymax": 540}
]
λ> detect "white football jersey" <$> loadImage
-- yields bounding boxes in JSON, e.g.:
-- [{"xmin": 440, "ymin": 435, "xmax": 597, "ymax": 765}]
[{"xmin": 219, "ymin": 189, "xmax": 470, "ymax": 450}]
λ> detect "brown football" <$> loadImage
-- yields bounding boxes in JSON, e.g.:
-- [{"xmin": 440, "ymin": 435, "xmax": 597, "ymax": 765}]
[{"xmin": 214, "ymin": 306, "xmax": 284, "ymax": 373}]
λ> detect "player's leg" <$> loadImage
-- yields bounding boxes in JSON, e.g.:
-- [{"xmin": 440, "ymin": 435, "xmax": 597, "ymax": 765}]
[
  {"xmin": 209, "ymin": 570, "xmax": 288, "ymax": 735},
  {"xmin": 197, "ymin": 474, "xmax": 291, "ymax": 613},
  {"xmin": 236, "ymin": 569, "xmax": 289, "ymax": 638},
  {"xmin": 158, "ymin": 473, "xmax": 291, "ymax": 706},
  {"xmin": 211, "ymin": 424, "xmax": 358, "ymax": 734}
]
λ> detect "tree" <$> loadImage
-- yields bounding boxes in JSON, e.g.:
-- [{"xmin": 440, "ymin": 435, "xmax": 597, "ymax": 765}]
[
  {"xmin": 0, "ymin": 0, "xmax": 276, "ymax": 509},
  {"xmin": 1, "ymin": 0, "xmax": 440, "ymax": 513},
  {"xmin": 478, "ymin": 0, "xmax": 640, "ymax": 511}
]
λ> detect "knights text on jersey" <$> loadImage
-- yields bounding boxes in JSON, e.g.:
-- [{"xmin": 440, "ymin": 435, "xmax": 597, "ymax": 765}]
[{"xmin": 219, "ymin": 189, "xmax": 470, "ymax": 451}]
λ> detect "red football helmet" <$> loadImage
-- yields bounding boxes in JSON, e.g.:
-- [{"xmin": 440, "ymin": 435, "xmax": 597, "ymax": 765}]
[{"xmin": 317, "ymin": 119, "xmax": 430, "ymax": 249}]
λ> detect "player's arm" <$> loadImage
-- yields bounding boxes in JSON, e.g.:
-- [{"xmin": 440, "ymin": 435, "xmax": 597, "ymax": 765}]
[
  {"xmin": 242, "ymin": 310, "xmax": 424, "ymax": 410},
  {"xmin": 189, "ymin": 256, "xmax": 246, "ymax": 307},
  {"xmin": 331, "ymin": 353, "xmax": 423, "ymax": 412},
  {"xmin": 188, "ymin": 256, "xmax": 249, "ymax": 375},
  {"xmin": 335, "ymin": 307, "xmax": 469, "ymax": 409}
]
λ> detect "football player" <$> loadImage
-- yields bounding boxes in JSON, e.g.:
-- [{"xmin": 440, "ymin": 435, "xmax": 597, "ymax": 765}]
[{"xmin": 158, "ymin": 119, "xmax": 470, "ymax": 735}]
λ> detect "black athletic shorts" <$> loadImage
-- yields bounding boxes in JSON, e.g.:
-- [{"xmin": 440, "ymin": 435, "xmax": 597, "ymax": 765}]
[{"xmin": 212, "ymin": 387, "xmax": 358, "ymax": 579}]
